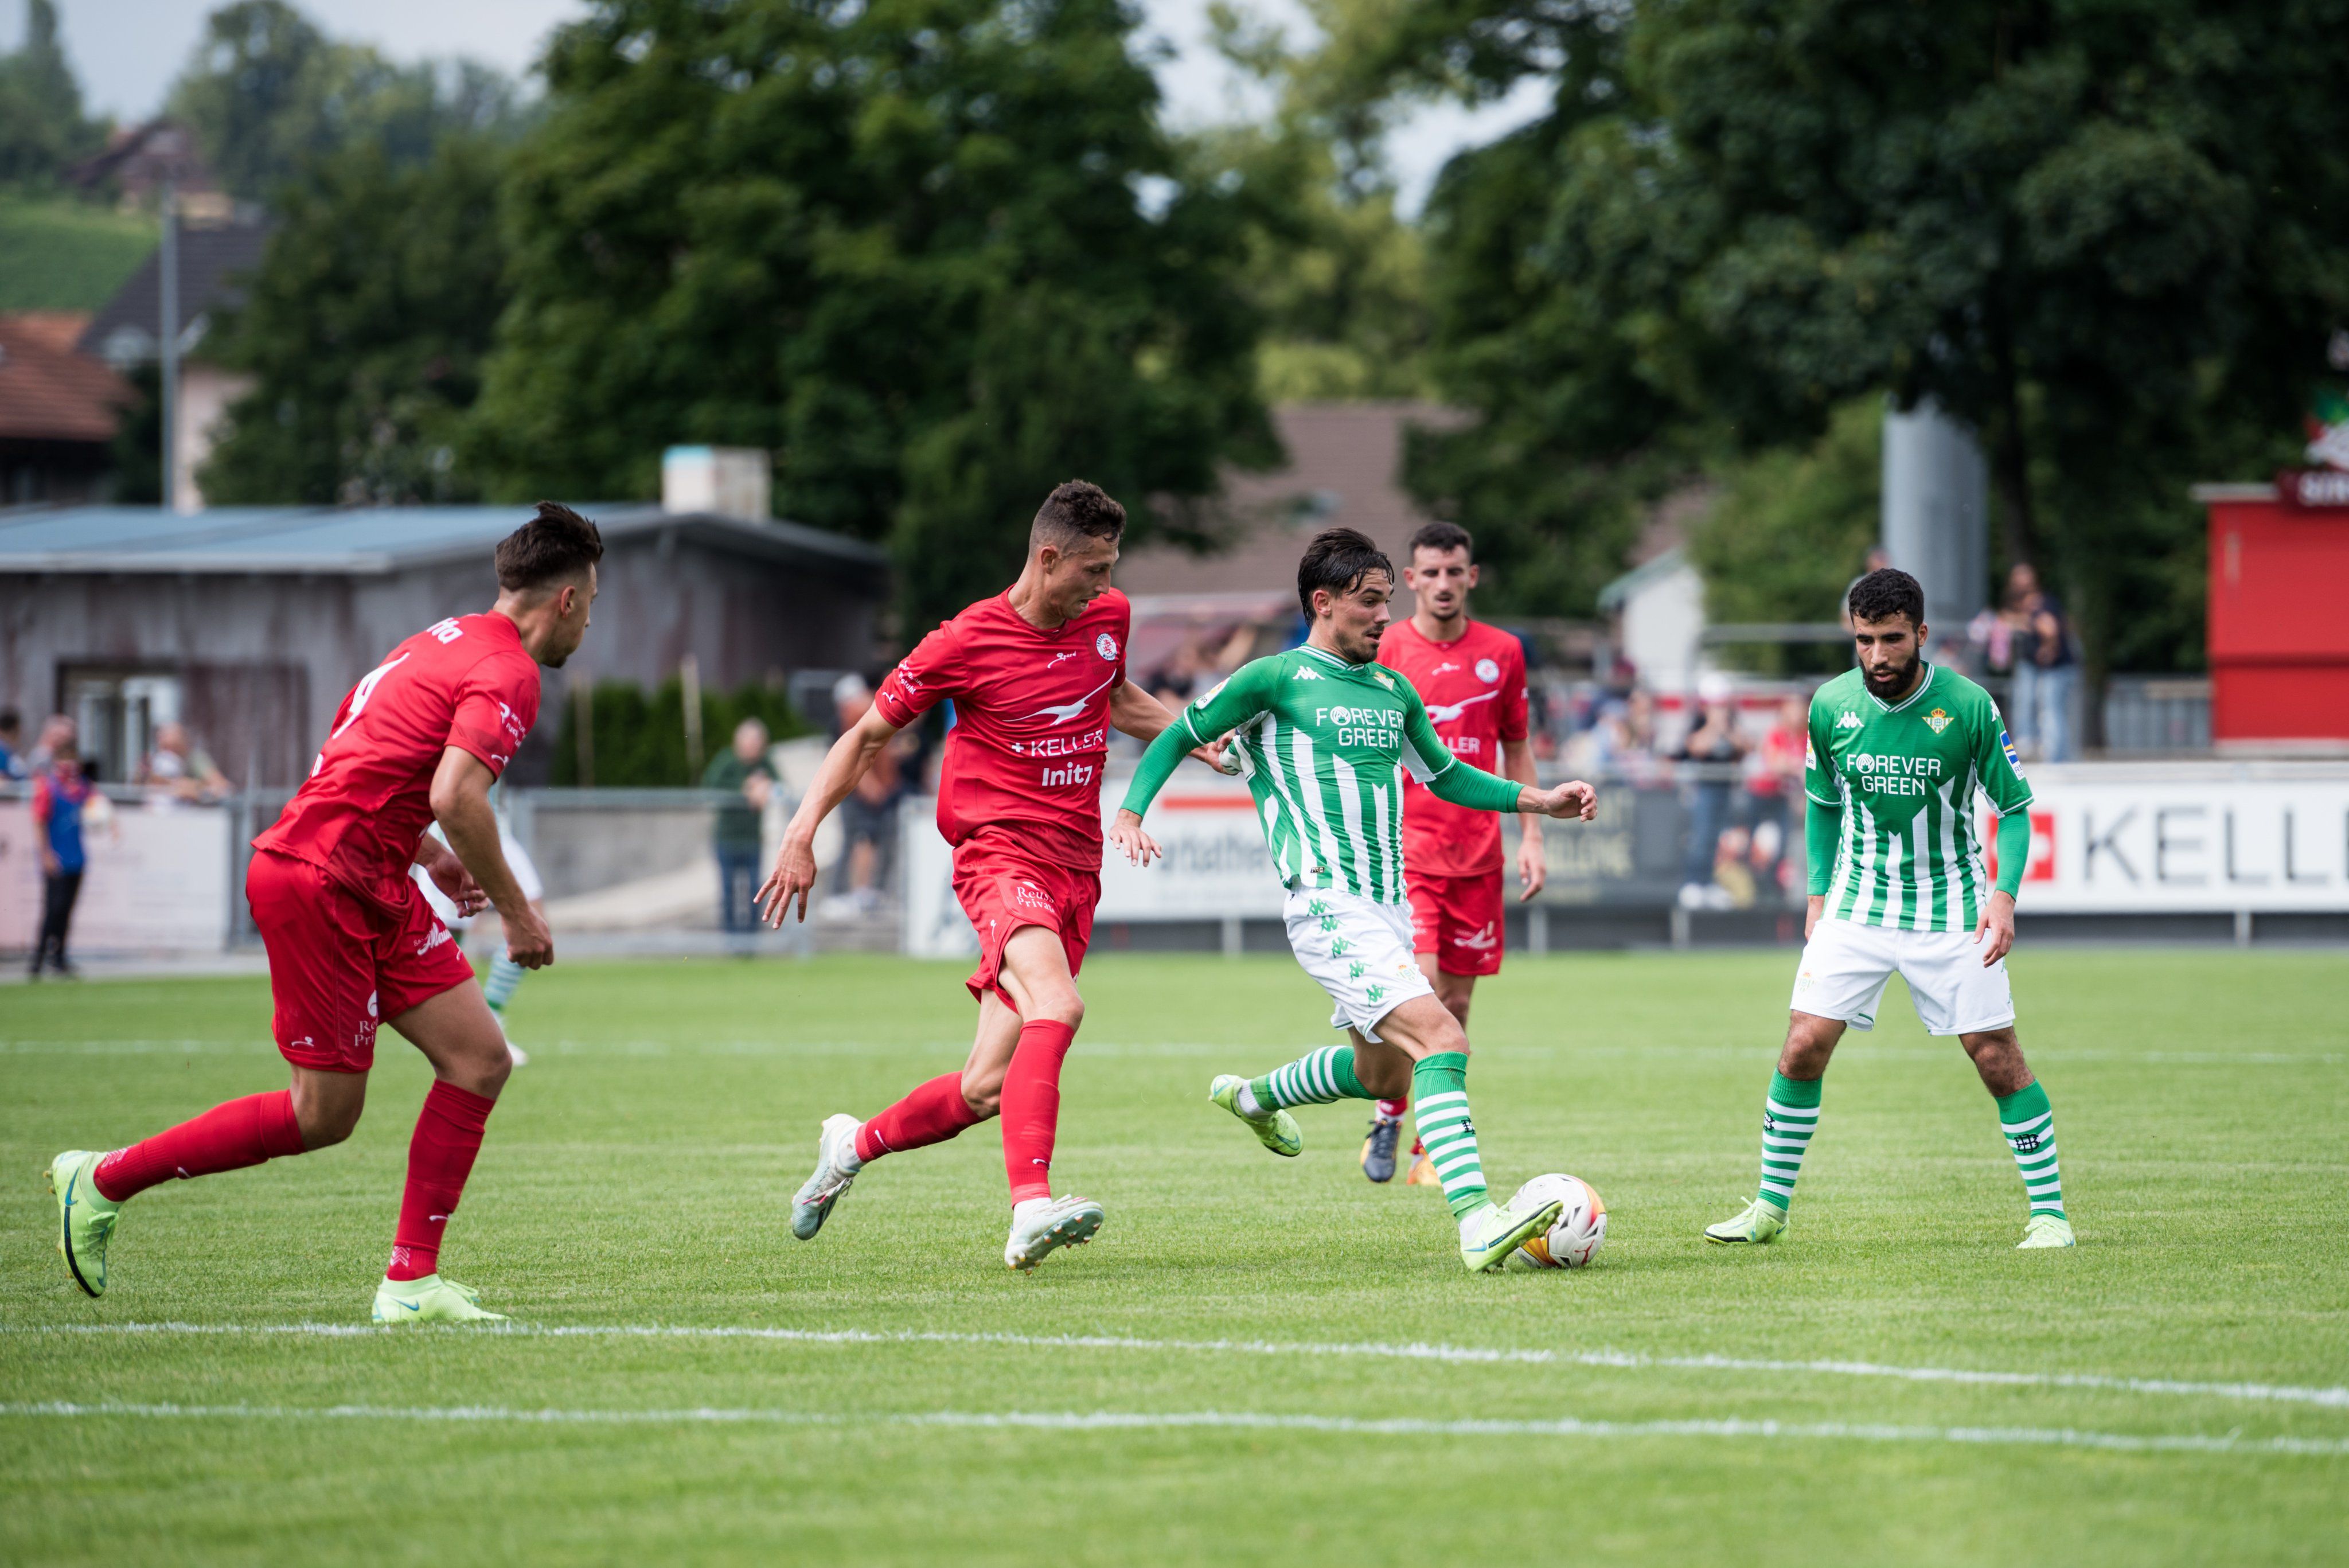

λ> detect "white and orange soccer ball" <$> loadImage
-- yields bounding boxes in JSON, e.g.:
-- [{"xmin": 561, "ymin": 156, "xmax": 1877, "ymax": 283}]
[{"xmin": 1507, "ymin": 1173, "xmax": 1607, "ymax": 1269}]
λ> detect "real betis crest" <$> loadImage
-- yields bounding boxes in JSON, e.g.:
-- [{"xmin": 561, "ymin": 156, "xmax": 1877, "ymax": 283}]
[
  {"xmin": 1372, "ymin": 671, "xmax": 1395, "ymax": 689},
  {"xmin": 1923, "ymin": 707, "xmax": 1953, "ymax": 735}
]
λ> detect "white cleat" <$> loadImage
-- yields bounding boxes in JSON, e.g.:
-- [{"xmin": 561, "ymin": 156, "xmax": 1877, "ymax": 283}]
[
  {"xmin": 790, "ymin": 1113, "xmax": 863, "ymax": 1241},
  {"xmin": 1004, "ymin": 1194, "xmax": 1105, "ymax": 1273}
]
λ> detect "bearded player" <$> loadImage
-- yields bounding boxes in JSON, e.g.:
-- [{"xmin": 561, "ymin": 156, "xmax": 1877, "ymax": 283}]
[
  {"xmin": 1704, "ymin": 567, "xmax": 2073, "ymax": 1251},
  {"xmin": 1114, "ymin": 528, "xmax": 1599, "ymax": 1272},
  {"xmin": 766, "ymin": 481, "xmax": 1207, "ymax": 1272},
  {"xmin": 1364, "ymin": 521, "xmax": 1545, "ymax": 1185},
  {"xmin": 45, "ymin": 506, "xmax": 600, "ymax": 1322}
]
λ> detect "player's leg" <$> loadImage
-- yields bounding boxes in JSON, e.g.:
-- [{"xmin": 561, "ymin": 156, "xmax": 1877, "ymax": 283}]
[
  {"xmin": 45, "ymin": 852, "xmax": 358, "ymax": 1298},
  {"xmin": 1706, "ymin": 918, "xmax": 1893, "ymax": 1245},
  {"xmin": 371, "ymin": 979, "xmax": 513, "ymax": 1322},
  {"xmin": 992, "ymin": 922, "xmax": 1105, "ymax": 1270},
  {"xmin": 1366, "ymin": 880, "xmax": 1449, "ymax": 1182}
]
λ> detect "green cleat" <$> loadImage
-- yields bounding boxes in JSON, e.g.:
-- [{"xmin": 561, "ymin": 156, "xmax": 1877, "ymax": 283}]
[
  {"xmin": 1208, "ymin": 1074, "xmax": 1301, "ymax": 1157},
  {"xmin": 46, "ymin": 1150, "xmax": 120, "ymax": 1298},
  {"xmin": 372, "ymin": 1274, "xmax": 508, "ymax": 1325},
  {"xmin": 1703, "ymin": 1196, "xmax": 1789, "ymax": 1245},
  {"xmin": 1461, "ymin": 1193, "xmax": 1564, "ymax": 1274},
  {"xmin": 2017, "ymin": 1214, "xmax": 2075, "ymax": 1250}
]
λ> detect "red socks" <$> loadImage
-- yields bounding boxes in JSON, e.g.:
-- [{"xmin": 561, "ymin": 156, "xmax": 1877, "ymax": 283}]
[
  {"xmin": 999, "ymin": 1019, "xmax": 1076, "ymax": 1204},
  {"xmin": 1375, "ymin": 1097, "xmax": 1408, "ymax": 1121},
  {"xmin": 856, "ymin": 1072, "xmax": 982, "ymax": 1164},
  {"xmin": 386, "ymin": 1081, "xmax": 497, "ymax": 1282},
  {"xmin": 93, "ymin": 1091, "xmax": 305, "ymax": 1202}
]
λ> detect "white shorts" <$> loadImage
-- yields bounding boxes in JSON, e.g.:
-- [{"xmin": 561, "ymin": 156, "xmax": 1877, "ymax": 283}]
[
  {"xmin": 1283, "ymin": 886, "xmax": 1434, "ymax": 1042},
  {"xmin": 1789, "ymin": 917, "xmax": 2016, "ymax": 1036},
  {"xmin": 411, "ymin": 821, "xmax": 543, "ymax": 926}
]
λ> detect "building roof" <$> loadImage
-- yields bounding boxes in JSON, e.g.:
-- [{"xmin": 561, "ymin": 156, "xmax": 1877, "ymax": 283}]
[
  {"xmin": 0, "ymin": 314, "xmax": 133, "ymax": 444},
  {"xmin": 77, "ymin": 213, "xmax": 271, "ymax": 368},
  {"xmin": 0, "ymin": 506, "xmax": 890, "ymax": 575},
  {"xmin": 1596, "ymin": 544, "xmax": 1691, "ymax": 611}
]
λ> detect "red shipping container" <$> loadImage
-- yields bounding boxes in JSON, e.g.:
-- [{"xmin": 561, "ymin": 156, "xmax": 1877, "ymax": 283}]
[{"xmin": 2198, "ymin": 482, "xmax": 2349, "ymax": 748}]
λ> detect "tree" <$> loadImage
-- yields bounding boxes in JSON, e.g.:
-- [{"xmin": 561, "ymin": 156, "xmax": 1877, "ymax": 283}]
[
  {"xmin": 167, "ymin": 0, "xmax": 522, "ymax": 201},
  {"xmin": 0, "ymin": 0, "xmax": 102, "ymax": 187},
  {"xmin": 465, "ymin": 0, "xmax": 1276, "ymax": 630},
  {"xmin": 198, "ymin": 134, "xmax": 509, "ymax": 504},
  {"xmin": 1319, "ymin": 0, "xmax": 2349, "ymax": 680}
]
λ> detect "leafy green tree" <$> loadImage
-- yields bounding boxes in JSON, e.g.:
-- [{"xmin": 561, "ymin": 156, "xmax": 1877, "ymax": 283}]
[
  {"xmin": 551, "ymin": 678, "xmax": 807, "ymax": 788},
  {"xmin": 0, "ymin": 0, "xmax": 102, "ymax": 187},
  {"xmin": 167, "ymin": 0, "xmax": 521, "ymax": 200},
  {"xmin": 466, "ymin": 0, "xmax": 1275, "ymax": 630},
  {"xmin": 1317, "ymin": 0, "xmax": 2349, "ymax": 686},
  {"xmin": 198, "ymin": 134, "xmax": 509, "ymax": 504}
]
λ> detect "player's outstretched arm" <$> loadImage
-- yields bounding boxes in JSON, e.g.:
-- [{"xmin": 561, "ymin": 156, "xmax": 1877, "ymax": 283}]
[
  {"xmin": 430, "ymin": 746, "xmax": 551, "ymax": 968},
  {"xmin": 759, "ymin": 704, "xmax": 904, "ymax": 925},
  {"xmin": 1109, "ymin": 681, "xmax": 1231, "ymax": 773}
]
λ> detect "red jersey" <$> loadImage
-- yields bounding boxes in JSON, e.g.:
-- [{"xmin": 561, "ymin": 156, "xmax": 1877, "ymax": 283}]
[
  {"xmin": 255, "ymin": 613, "xmax": 540, "ymax": 911},
  {"xmin": 1378, "ymin": 617, "xmax": 1529, "ymax": 877},
  {"xmin": 874, "ymin": 588, "xmax": 1129, "ymax": 869}
]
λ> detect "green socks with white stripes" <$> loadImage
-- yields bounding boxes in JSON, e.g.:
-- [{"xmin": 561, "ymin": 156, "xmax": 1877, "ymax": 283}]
[
  {"xmin": 1409, "ymin": 1053, "xmax": 1488, "ymax": 1220},
  {"xmin": 1248, "ymin": 1046, "xmax": 1371, "ymax": 1111},
  {"xmin": 482, "ymin": 953, "xmax": 525, "ymax": 1014},
  {"xmin": 1997, "ymin": 1081, "xmax": 2065, "ymax": 1220},
  {"xmin": 1756, "ymin": 1070, "xmax": 1821, "ymax": 1216}
]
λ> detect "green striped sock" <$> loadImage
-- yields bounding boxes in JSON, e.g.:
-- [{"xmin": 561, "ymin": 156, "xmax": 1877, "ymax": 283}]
[
  {"xmin": 1757, "ymin": 1070, "xmax": 1821, "ymax": 1214},
  {"xmin": 1251, "ymin": 1046, "xmax": 1370, "ymax": 1111},
  {"xmin": 1997, "ymin": 1081, "xmax": 2065, "ymax": 1219},
  {"xmin": 482, "ymin": 953, "xmax": 525, "ymax": 1014},
  {"xmin": 1410, "ymin": 1053, "xmax": 1486, "ymax": 1219}
]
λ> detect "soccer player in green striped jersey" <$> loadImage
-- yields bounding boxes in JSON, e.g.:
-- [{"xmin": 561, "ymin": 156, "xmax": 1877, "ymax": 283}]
[
  {"xmin": 1705, "ymin": 568, "xmax": 2075, "ymax": 1253},
  {"xmin": 1114, "ymin": 528, "xmax": 1600, "ymax": 1271}
]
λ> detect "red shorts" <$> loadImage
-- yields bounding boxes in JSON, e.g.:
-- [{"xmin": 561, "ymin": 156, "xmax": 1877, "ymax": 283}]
[
  {"xmin": 247, "ymin": 849, "xmax": 478, "ymax": 1073},
  {"xmin": 951, "ymin": 834, "xmax": 1099, "ymax": 1005},
  {"xmin": 1407, "ymin": 869, "xmax": 1505, "ymax": 977}
]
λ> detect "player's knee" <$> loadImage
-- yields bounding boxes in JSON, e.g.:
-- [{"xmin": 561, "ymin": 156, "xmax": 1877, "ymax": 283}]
[
  {"xmin": 294, "ymin": 1097, "xmax": 364, "ymax": 1149},
  {"xmin": 1030, "ymin": 989, "xmax": 1084, "ymax": 1031},
  {"xmin": 960, "ymin": 1079, "xmax": 1002, "ymax": 1119}
]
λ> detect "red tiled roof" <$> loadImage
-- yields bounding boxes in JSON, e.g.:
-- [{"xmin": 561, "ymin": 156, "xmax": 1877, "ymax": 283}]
[{"xmin": 0, "ymin": 314, "xmax": 132, "ymax": 444}]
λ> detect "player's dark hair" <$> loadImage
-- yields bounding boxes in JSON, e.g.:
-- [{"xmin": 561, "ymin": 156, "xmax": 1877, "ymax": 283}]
[
  {"xmin": 1297, "ymin": 526, "xmax": 1393, "ymax": 619},
  {"xmin": 1031, "ymin": 480, "xmax": 1126, "ymax": 551},
  {"xmin": 0, "ymin": 708, "xmax": 18, "ymax": 734},
  {"xmin": 1407, "ymin": 521, "xmax": 1473, "ymax": 561},
  {"xmin": 1848, "ymin": 567, "xmax": 1926, "ymax": 629},
  {"xmin": 495, "ymin": 503, "xmax": 604, "ymax": 592}
]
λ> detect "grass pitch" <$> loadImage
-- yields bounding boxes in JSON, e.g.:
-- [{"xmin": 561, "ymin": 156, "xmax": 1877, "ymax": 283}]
[{"xmin": 4, "ymin": 947, "xmax": 2346, "ymax": 1566}]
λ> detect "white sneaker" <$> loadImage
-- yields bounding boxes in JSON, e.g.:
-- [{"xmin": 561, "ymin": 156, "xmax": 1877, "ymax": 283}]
[
  {"xmin": 1004, "ymin": 1194, "xmax": 1105, "ymax": 1272},
  {"xmin": 790, "ymin": 1114, "xmax": 863, "ymax": 1241}
]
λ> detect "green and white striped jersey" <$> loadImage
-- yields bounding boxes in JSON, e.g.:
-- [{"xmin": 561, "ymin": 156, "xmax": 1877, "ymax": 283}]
[
  {"xmin": 1122, "ymin": 643, "xmax": 1523, "ymax": 903},
  {"xmin": 1806, "ymin": 662, "xmax": 2033, "ymax": 932}
]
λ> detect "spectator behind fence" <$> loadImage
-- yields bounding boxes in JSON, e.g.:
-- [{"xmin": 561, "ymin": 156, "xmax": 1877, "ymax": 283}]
[
  {"xmin": 821, "ymin": 673, "xmax": 912, "ymax": 918},
  {"xmin": 1591, "ymin": 688, "xmax": 1665, "ymax": 786},
  {"xmin": 139, "ymin": 721, "xmax": 231, "ymax": 803},
  {"xmin": 1675, "ymin": 674, "xmax": 1747, "ymax": 910},
  {"xmin": 1745, "ymin": 695, "xmax": 1808, "ymax": 898},
  {"xmin": 0, "ymin": 709, "xmax": 23, "ymax": 778},
  {"xmin": 703, "ymin": 717, "xmax": 778, "ymax": 934},
  {"xmin": 2005, "ymin": 563, "xmax": 2078, "ymax": 762},
  {"xmin": 30, "ymin": 740, "xmax": 94, "ymax": 977},
  {"xmin": 28, "ymin": 712, "xmax": 73, "ymax": 773}
]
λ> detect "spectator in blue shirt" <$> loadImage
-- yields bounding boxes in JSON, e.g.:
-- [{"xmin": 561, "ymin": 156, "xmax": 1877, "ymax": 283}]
[
  {"xmin": 30, "ymin": 742, "xmax": 92, "ymax": 977},
  {"xmin": 0, "ymin": 709, "xmax": 23, "ymax": 778}
]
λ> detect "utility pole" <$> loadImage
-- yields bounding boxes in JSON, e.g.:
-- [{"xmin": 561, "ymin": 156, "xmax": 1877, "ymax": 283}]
[
  {"xmin": 1882, "ymin": 396, "xmax": 1988, "ymax": 647},
  {"xmin": 158, "ymin": 178, "xmax": 180, "ymax": 513}
]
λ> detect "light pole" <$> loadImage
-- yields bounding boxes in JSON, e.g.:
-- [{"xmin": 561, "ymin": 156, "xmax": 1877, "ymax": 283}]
[{"xmin": 158, "ymin": 178, "xmax": 179, "ymax": 512}]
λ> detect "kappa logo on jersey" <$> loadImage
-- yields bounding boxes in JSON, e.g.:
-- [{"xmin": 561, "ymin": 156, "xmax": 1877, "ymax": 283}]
[
  {"xmin": 1923, "ymin": 707, "xmax": 1953, "ymax": 735},
  {"xmin": 1837, "ymin": 711, "xmax": 1862, "ymax": 730},
  {"xmin": 1451, "ymin": 922, "xmax": 1499, "ymax": 952},
  {"xmin": 1475, "ymin": 657, "xmax": 1501, "ymax": 684},
  {"xmin": 1290, "ymin": 666, "xmax": 1322, "ymax": 681},
  {"xmin": 1025, "ymin": 673, "xmax": 1116, "ymax": 727},
  {"xmin": 1425, "ymin": 690, "xmax": 1500, "ymax": 725},
  {"xmin": 1095, "ymin": 632, "xmax": 1119, "ymax": 662}
]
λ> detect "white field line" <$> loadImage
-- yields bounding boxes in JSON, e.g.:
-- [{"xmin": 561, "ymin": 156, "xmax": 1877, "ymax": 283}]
[
  {"xmin": 0, "ymin": 1401, "xmax": 2341, "ymax": 1456},
  {"xmin": 14, "ymin": 1321, "xmax": 2347, "ymax": 1412}
]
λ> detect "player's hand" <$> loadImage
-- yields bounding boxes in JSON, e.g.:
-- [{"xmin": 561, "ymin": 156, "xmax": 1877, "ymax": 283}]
[
  {"xmin": 1516, "ymin": 824, "xmax": 1547, "ymax": 902},
  {"xmin": 1974, "ymin": 889, "xmax": 2016, "ymax": 966},
  {"xmin": 1805, "ymin": 894, "xmax": 1824, "ymax": 941},
  {"xmin": 1189, "ymin": 739, "xmax": 1239, "ymax": 775},
  {"xmin": 1532, "ymin": 780, "xmax": 1598, "ymax": 821},
  {"xmin": 1109, "ymin": 809, "xmax": 1162, "ymax": 868},
  {"xmin": 422, "ymin": 842, "xmax": 487, "ymax": 918},
  {"xmin": 758, "ymin": 834, "xmax": 821, "ymax": 926},
  {"xmin": 504, "ymin": 903, "xmax": 555, "ymax": 969}
]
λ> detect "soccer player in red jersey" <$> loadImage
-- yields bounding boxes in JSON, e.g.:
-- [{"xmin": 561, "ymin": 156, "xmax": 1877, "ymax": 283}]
[
  {"xmin": 44, "ymin": 506, "xmax": 601, "ymax": 1323},
  {"xmin": 762, "ymin": 481, "xmax": 1206, "ymax": 1271},
  {"xmin": 1366, "ymin": 521, "xmax": 1544, "ymax": 1185}
]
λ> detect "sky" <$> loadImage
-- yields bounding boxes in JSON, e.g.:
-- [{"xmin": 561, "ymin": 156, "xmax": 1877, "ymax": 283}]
[{"xmin": 16, "ymin": 0, "xmax": 1548, "ymax": 212}]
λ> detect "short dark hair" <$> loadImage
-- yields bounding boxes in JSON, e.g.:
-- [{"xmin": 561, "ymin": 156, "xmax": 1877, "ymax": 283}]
[
  {"xmin": 1297, "ymin": 526, "xmax": 1393, "ymax": 619},
  {"xmin": 496, "ymin": 503, "xmax": 604, "ymax": 592},
  {"xmin": 0, "ymin": 708, "xmax": 18, "ymax": 734},
  {"xmin": 1407, "ymin": 521, "xmax": 1473, "ymax": 561},
  {"xmin": 1848, "ymin": 567, "xmax": 1925, "ymax": 628},
  {"xmin": 1031, "ymin": 480, "xmax": 1126, "ymax": 551}
]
